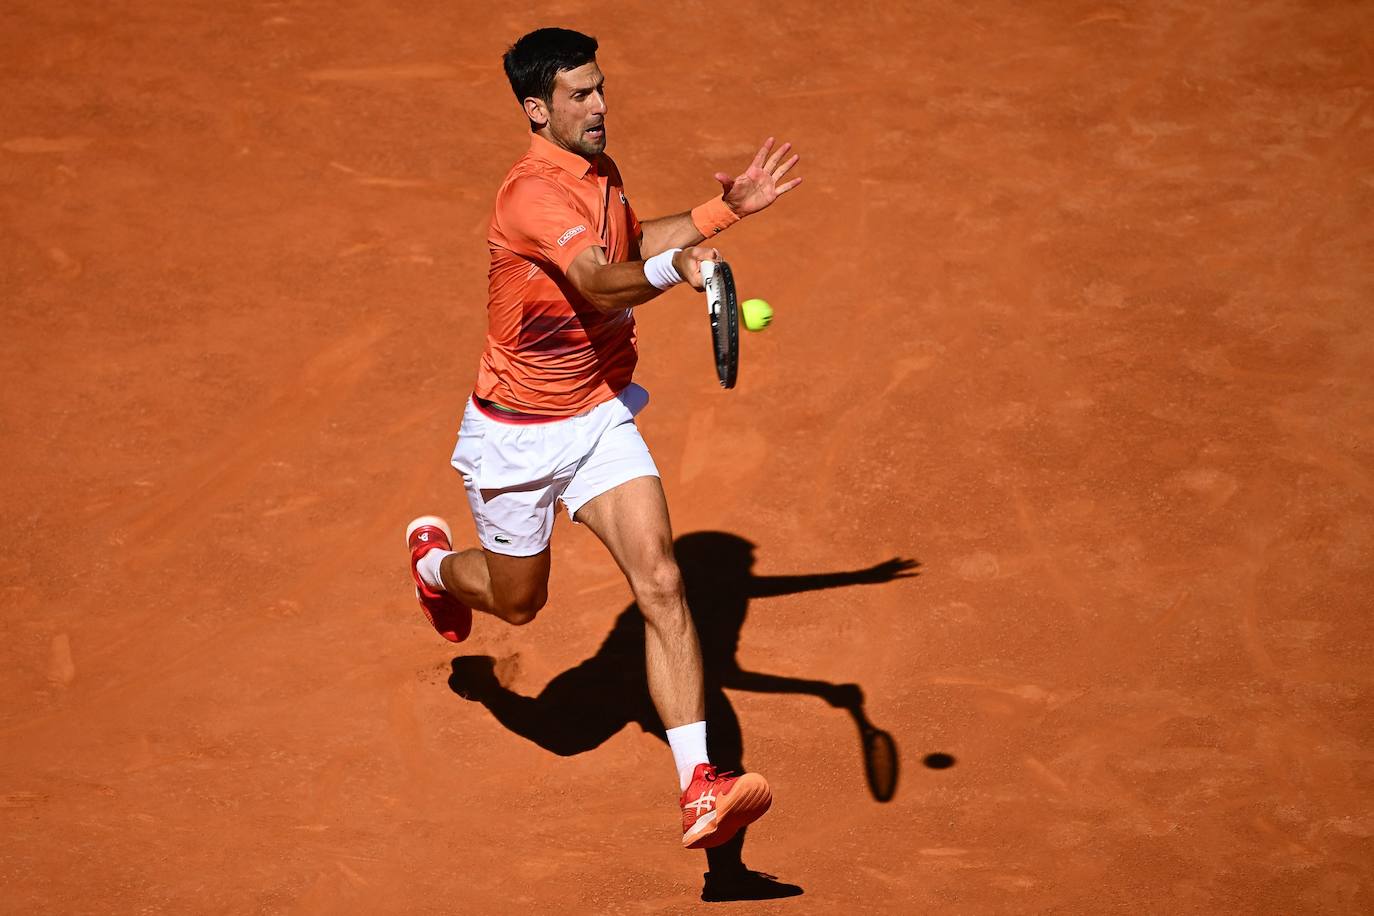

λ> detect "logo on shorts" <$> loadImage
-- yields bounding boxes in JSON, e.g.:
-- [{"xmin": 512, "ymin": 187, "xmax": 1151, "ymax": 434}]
[
  {"xmin": 493, "ymin": 534, "xmax": 512, "ymax": 545},
  {"xmin": 557, "ymin": 224, "xmax": 587, "ymax": 246}
]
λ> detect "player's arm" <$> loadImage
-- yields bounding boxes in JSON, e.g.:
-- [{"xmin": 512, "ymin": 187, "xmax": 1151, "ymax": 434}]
[
  {"xmin": 746, "ymin": 559, "xmax": 919, "ymax": 598},
  {"xmin": 638, "ymin": 137, "xmax": 803, "ymax": 258},
  {"xmin": 564, "ymin": 243, "xmax": 717, "ymax": 314},
  {"xmin": 637, "ymin": 211, "xmax": 707, "ymax": 259},
  {"xmin": 720, "ymin": 668, "xmax": 865, "ymax": 710},
  {"xmin": 502, "ymin": 177, "xmax": 715, "ymax": 312}
]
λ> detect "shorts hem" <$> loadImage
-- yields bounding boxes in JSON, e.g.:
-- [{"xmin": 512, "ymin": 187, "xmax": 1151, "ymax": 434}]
[
  {"xmin": 564, "ymin": 469, "xmax": 661, "ymax": 522},
  {"xmin": 476, "ymin": 537, "xmax": 550, "ymax": 558}
]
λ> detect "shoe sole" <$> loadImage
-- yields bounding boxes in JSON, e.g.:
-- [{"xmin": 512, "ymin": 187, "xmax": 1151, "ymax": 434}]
[
  {"xmin": 683, "ymin": 774, "xmax": 772, "ymax": 850},
  {"xmin": 406, "ymin": 515, "xmax": 453, "ymax": 546}
]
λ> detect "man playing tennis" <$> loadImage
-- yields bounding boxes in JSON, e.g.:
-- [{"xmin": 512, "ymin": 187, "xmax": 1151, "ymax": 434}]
[{"xmin": 404, "ymin": 27, "xmax": 801, "ymax": 851}]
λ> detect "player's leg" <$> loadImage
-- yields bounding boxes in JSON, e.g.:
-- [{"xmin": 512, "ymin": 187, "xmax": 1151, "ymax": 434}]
[
  {"xmin": 406, "ymin": 401, "xmax": 569, "ymax": 639},
  {"xmin": 574, "ymin": 474, "xmax": 772, "ymax": 849},
  {"xmin": 573, "ymin": 475, "xmax": 704, "ymax": 728},
  {"xmin": 407, "ymin": 519, "xmax": 553, "ymax": 639},
  {"xmin": 562, "ymin": 387, "xmax": 771, "ymax": 850},
  {"xmin": 440, "ymin": 547, "xmax": 550, "ymax": 625}
]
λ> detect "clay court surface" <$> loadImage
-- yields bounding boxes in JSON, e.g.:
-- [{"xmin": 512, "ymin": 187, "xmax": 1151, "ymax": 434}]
[{"xmin": 3, "ymin": 1, "xmax": 1374, "ymax": 912}]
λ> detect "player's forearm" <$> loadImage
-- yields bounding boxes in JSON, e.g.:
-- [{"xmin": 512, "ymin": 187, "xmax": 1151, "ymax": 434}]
[
  {"xmin": 748, "ymin": 572, "xmax": 872, "ymax": 598},
  {"xmin": 639, "ymin": 197, "xmax": 741, "ymax": 257},
  {"xmin": 567, "ymin": 244, "xmax": 713, "ymax": 313},
  {"xmin": 576, "ymin": 260, "xmax": 668, "ymax": 313},
  {"xmin": 639, "ymin": 212, "xmax": 704, "ymax": 258}
]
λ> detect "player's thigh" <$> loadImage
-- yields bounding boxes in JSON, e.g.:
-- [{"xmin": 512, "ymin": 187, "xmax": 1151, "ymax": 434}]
[
  {"xmin": 576, "ymin": 475, "xmax": 677, "ymax": 589},
  {"xmin": 561, "ymin": 399, "xmax": 664, "ymax": 574}
]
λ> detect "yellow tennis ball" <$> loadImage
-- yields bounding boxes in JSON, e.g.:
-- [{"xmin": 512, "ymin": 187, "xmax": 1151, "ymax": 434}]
[{"xmin": 741, "ymin": 298, "xmax": 773, "ymax": 332}]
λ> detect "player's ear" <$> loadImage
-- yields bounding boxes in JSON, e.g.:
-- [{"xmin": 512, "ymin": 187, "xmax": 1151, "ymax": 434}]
[{"xmin": 523, "ymin": 96, "xmax": 549, "ymax": 127}]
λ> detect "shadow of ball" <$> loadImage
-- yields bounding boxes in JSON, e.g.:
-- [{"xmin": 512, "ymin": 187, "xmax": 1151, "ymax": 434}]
[{"xmin": 922, "ymin": 752, "xmax": 956, "ymax": 770}]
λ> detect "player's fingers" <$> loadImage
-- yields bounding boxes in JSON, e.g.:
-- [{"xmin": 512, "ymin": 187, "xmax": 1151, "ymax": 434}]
[
  {"xmin": 690, "ymin": 247, "xmax": 718, "ymax": 289},
  {"xmin": 772, "ymin": 153, "xmax": 800, "ymax": 180},
  {"xmin": 751, "ymin": 137, "xmax": 773, "ymax": 169},
  {"xmin": 679, "ymin": 254, "xmax": 703, "ymax": 288},
  {"xmin": 695, "ymin": 258, "xmax": 713, "ymax": 288},
  {"xmin": 776, "ymin": 176, "xmax": 803, "ymax": 195},
  {"xmin": 763, "ymin": 141, "xmax": 792, "ymax": 172}
]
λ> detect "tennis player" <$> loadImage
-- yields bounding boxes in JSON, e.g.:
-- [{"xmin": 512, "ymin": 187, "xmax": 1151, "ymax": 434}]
[{"xmin": 404, "ymin": 27, "xmax": 801, "ymax": 850}]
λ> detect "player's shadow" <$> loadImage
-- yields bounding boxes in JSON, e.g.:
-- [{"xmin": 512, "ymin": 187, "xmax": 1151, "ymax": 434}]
[{"xmin": 449, "ymin": 531, "xmax": 916, "ymax": 903}]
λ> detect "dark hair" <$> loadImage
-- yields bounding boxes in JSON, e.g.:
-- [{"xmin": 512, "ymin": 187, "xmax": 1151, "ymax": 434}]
[{"xmin": 503, "ymin": 28, "xmax": 598, "ymax": 103}]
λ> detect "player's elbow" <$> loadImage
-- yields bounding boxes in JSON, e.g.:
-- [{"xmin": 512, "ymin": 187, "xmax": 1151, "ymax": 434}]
[
  {"xmin": 574, "ymin": 285, "xmax": 626, "ymax": 315},
  {"xmin": 594, "ymin": 296, "xmax": 633, "ymax": 315},
  {"xmin": 564, "ymin": 251, "xmax": 640, "ymax": 314}
]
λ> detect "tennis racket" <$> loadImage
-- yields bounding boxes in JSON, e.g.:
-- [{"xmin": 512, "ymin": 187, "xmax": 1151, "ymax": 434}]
[
  {"xmin": 700, "ymin": 259, "xmax": 738, "ymax": 389},
  {"xmin": 858, "ymin": 715, "xmax": 899, "ymax": 803}
]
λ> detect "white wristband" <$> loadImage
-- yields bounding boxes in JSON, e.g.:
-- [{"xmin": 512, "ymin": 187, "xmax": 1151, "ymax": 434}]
[{"xmin": 643, "ymin": 248, "xmax": 683, "ymax": 291}]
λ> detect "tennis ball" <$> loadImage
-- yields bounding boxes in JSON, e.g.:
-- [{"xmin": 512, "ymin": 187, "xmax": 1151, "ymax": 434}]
[{"xmin": 741, "ymin": 298, "xmax": 773, "ymax": 332}]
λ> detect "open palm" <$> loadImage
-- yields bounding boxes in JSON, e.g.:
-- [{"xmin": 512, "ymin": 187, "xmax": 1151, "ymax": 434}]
[{"xmin": 716, "ymin": 137, "xmax": 802, "ymax": 218}]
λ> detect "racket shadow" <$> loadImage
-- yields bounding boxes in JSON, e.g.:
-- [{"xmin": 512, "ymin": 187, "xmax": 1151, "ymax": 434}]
[{"xmin": 448, "ymin": 531, "xmax": 917, "ymax": 900}]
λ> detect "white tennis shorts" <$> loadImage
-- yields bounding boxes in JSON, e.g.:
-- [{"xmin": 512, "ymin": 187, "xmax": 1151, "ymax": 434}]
[{"xmin": 450, "ymin": 383, "xmax": 659, "ymax": 556}]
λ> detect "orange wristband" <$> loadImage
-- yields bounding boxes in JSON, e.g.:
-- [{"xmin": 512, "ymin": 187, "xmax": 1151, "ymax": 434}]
[{"xmin": 691, "ymin": 196, "xmax": 741, "ymax": 238}]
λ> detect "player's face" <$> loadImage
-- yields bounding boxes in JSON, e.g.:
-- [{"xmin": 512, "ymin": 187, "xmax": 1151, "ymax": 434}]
[{"xmin": 545, "ymin": 62, "xmax": 607, "ymax": 157}]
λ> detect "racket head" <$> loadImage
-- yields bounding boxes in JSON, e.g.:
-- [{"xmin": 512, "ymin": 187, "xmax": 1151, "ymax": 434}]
[
  {"xmin": 862, "ymin": 724, "xmax": 900, "ymax": 803},
  {"xmin": 702, "ymin": 259, "xmax": 739, "ymax": 389}
]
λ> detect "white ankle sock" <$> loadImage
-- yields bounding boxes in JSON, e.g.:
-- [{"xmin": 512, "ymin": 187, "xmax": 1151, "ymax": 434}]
[
  {"xmin": 666, "ymin": 721, "xmax": 710, "ymax": 791},
  {"xmin": 417, "ymin": 549, "xmax": 453, "ymax": 591}
]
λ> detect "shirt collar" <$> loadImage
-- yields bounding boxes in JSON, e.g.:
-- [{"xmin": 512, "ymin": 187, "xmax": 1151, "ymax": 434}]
[{"xmin": 529, "ymin": 131, "xmax": 595, "ymax": 179}]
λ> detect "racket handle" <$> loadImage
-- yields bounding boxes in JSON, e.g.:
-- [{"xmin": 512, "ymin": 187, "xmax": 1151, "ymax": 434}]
[{"xmin": 700, "ymin": 260, "xmax": 716, "ymax": 283}]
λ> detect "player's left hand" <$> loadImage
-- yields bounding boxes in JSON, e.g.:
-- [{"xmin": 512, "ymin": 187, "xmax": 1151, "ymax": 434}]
[
  {"xmin": 852, "ymin": 558, "xmax": 920, "ymax": 584},
  {"xmin": 716, "ymin": 137, "xmax": 802, "ymax": 217}
]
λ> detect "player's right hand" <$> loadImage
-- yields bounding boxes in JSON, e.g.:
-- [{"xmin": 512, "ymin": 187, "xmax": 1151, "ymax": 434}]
[
  {"xmin": 824, "ymin": 683, "xmax": 865, "ymax": 710},
  {"xmin": 675, "ymin": 245, "xmax": 720, "ymax": 291}
]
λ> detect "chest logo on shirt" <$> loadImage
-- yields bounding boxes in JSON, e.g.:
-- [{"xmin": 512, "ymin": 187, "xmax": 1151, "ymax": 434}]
[
  {"xmin": 619, "ymin": 191, "xmax": 627, "ymax": 205},
  {"xmin": 557, "ymin": 224, "xmax": 587, "ymax": 246}
]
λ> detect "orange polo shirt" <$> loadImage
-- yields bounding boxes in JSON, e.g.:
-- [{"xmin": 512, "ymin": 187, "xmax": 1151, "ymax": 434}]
[{"xmin": 476, "ymin": 132, "xmax": 643, "ymax": 416}]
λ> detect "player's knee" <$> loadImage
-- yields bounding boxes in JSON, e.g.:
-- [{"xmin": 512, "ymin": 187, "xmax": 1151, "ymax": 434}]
[
  {"xmin": 500, "ymin": 589, "xmax": 548, "ymax": 626},
  {"xmin": 633, "ymin": 559, "xmax": 684, "ymax": 611},
  {"xmin": 506, "ymin": 608, "xmax": 538, "ymax": 626}
]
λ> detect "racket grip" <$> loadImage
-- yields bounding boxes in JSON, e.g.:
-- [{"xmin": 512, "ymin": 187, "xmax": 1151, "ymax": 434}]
[{"xmin": 700, "ymin": 260, "xmax": 716, "ymax": 283}]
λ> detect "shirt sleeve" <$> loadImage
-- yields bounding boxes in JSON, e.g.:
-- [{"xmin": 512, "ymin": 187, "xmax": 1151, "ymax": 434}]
[
  {"xmin": 626, "ymin": 196, "xmax": 643, "ymax": 243},
  {"xmin": 498, "ymin": 175, "xmax": 605, "ymax": 273}
]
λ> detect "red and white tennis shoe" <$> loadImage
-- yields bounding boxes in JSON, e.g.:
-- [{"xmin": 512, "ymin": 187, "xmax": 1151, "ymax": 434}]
[
  {"xmin": 405, "ymin": 515, "xmax": 472, "ymax": 643},
  {"xmin": 680, "ymin": 763, "xmax": 772, "ymax": 849}
]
